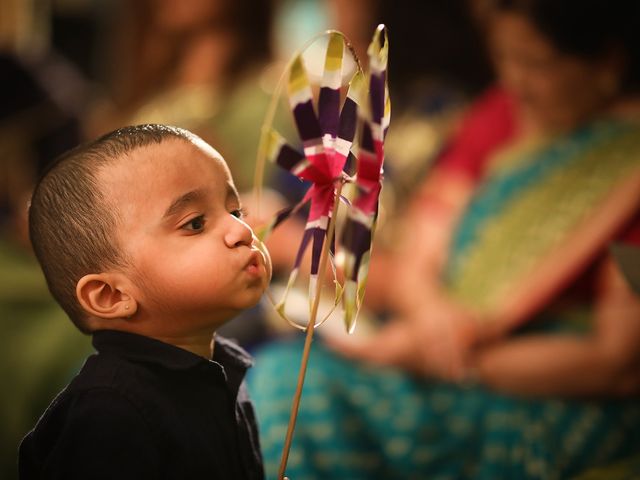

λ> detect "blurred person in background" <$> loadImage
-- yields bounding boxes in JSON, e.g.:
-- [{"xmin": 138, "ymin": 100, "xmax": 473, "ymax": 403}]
[
  {"xmin": 87, "ymin": 0, "xmax": 276, "ymax": 191},
  {"xmin": 248, "ymin": 0, "xmax": 640, "ymax": 478}
]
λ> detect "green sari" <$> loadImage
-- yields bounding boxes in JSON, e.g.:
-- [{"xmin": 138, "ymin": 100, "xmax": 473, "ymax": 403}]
[{"xmin": 248, "ymin": 119, "xmax": 640, "ymax": 479}]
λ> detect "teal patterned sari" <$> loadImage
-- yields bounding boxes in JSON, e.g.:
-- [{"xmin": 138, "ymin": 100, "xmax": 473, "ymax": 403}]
[{"xmin": 247, "ymin": 119, "xmax": 640, "ymax": 480}]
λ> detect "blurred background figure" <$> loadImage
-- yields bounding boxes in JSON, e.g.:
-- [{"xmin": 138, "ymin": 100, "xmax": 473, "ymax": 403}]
[
  {"xmin": 87, "ymin": 0, "xmax": 276, "ymax": 191},
  {"xmin": 248, "ymin": 0, "xmax": 640, "ymax": 478}
]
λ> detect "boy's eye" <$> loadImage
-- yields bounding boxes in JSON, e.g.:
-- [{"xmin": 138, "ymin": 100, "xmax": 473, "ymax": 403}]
[
  {"xmin": 181, "ymin": 215, "xmax": 206, "ymax": 232},
  {"xmin": 230, "ymin": 208, "xmax": 246, "ymax": 219}
]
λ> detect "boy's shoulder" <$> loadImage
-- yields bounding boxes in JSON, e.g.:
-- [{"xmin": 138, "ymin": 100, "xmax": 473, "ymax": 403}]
[
  {"xmin": 21, "ymin": 331, "xmax": 178, "ymax": 452},
  {"xmin": 20, "ymin": 331, "xmax": 265, "ymax": 480},
  {"xmin": 19, "ymin": 331, "xmax": 264, "ymax": 479},
  {"xmin": 18, "ymin": 349, "xmax": 161, "ymax": 479},
  {"xmin": 24, "ymin": 339, "xmax": 155, "ymax": 437},
  {"xmin": 47, "ymin": 333, "xmax": 150, "ymax": 414},
  {"xmin": 19, "ymin": 331, "xmax": 198, "ymax": 477}
]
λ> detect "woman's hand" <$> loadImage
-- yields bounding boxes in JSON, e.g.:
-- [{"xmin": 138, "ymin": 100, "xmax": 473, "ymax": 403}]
[
  {"xmin": 327, "ymin": 292, "xmax": 480, "ymax": 382},
  {"xmin": 465, "ymin": 255, "xmax": 640, "ymax": 397}
]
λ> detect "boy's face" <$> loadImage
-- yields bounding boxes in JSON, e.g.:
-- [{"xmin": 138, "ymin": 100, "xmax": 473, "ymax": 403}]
[{"xmin": 100, "ymin": 137, "xmax": 269, "ymax": 337}]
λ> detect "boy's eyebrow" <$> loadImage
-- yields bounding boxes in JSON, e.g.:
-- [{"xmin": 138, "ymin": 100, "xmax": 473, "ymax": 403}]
[
  {"xmin": 163, "ymin": 188, "xmax": 207, "ymax": 218},
  {"xmin": 225, "ymin": 184, "xmax": 241, "ymax": 204}
]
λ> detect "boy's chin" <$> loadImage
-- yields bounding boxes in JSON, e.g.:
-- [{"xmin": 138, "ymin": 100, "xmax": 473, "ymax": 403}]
[
  {"xmin": 247, "ymin": 287, "xmax": 267, "ymax": 309},
  {"xmin": 235, "ymin": 285, "xmax": 267, "ymax": 310}
]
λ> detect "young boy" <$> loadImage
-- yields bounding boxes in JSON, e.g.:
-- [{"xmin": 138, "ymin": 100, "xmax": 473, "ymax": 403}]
[{"xmin": 19, "ymin": 124, "xmax": 271, "ymax": 479}]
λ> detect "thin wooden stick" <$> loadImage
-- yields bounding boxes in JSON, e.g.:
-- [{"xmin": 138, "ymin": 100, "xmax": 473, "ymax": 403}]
[{"xmin": 277, "ymin": 181, "xmax": 344, "ymax": 480}]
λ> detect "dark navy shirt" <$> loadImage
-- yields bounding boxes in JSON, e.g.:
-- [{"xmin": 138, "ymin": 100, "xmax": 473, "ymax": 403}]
[{"xmin": 19, "ymin": 330, "xmax": 264, "ymax": 479}]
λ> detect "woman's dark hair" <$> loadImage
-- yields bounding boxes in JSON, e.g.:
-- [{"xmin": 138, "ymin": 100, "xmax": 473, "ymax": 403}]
[
  {"xmin": 225, "ymin": 0, "xmax": 273, "ymax": 79},
  {"xmin": 377, "ymin": 0, "xmax": 493, "ymax": 96},
  {"xmin": 487, "ymin": 0, "xmax": 640, "ymax": 92}
]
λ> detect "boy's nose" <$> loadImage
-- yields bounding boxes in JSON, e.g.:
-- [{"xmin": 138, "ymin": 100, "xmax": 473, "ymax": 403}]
[{"xmin": 225, "ymin": 216, "xmax": 254, "ymax": 248}]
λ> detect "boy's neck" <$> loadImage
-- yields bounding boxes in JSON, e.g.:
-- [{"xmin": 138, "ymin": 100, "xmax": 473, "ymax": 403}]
[{"xmin": 152, "ymin": 332, "xmax": 216, "ymax": 359}]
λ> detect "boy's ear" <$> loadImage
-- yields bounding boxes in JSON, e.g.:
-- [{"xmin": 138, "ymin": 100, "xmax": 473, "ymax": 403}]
[{"xmin": 76, "ymin": 273, "xmax": 138, "ymax": 319}]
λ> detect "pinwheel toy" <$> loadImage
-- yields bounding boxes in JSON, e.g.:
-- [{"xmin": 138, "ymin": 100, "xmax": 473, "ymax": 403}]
[
  {"xmin": 253, "ymin": 25, "xmax": 390, "ymax": 480},
  {"xmin": 262, "ymin": 31, "xmax": 361, "ymax": 323}
]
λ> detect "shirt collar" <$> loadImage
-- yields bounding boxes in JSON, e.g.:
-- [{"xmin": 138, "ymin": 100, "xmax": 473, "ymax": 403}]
[
  {"xmin": 212, "ymin": 335, "xmax": 254, "ymax": 396},
  {"xmin": 92, "ymin": 330, "xmax": 253, "ymax": 397}
]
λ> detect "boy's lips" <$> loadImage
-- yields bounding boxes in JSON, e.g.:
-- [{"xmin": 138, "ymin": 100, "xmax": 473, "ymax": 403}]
[{"xmin": 244, "ymin": 250, "xmax": 264, "ymax": 278}]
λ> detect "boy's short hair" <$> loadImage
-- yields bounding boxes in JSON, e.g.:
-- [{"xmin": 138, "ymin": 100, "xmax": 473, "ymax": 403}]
[{"xmin": 29, "ymin": 124, "xmax": 196, "ymax": 333}]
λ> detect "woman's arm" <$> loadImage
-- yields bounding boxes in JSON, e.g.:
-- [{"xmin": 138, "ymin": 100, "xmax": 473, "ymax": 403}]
[{"xmin": 473, "ymin": 256, "xmax": 640, "ymax": 397}]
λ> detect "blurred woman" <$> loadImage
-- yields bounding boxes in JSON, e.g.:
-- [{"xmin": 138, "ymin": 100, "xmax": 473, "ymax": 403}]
[{"xmin": 248, "ymin": 0, "xmax": 640, "ymax": 478}]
